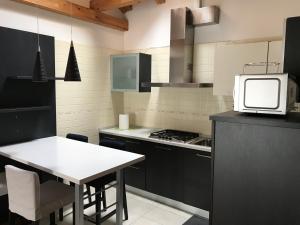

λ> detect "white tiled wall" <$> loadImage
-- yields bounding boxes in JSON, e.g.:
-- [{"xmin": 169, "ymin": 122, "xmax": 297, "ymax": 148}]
[
  {"xmin": 55, "ymin": 41, "xmax": 232, "ymax": 139},
  {"xmin": 55, "ymin": 40, "xmax": 123, "ymax": 144},
  {"xmin": 123, "ymin": 44, "xmax": 233, "ymax": 135}
]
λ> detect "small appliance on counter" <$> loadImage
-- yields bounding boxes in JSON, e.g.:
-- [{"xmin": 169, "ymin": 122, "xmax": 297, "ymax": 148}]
[
  {"xmin": 149, "ymin": 129, "xmax": 212, "ymax": 147},
  {"xmin": 119, "ymin": 114, "xmax": 129, "ymax": 130},
  {"xmin": 233, "ymin": 16, "xmax": 300, "ymax": 115},
  {"xmin": 234, "ymin": 73, "xmax": 297, "ymax": 115}
]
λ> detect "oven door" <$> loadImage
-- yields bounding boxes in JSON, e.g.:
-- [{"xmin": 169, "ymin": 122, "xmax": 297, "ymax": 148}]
[
  {"xmin": 236, "ymin": 74, "xmax": 289, "ymax": 114},
  {"xmin": 243, "ymin": 78, "xmax": 281, "ymax": 110}
]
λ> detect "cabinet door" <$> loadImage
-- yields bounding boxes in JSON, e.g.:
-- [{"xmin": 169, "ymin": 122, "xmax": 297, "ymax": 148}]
[
  {"xmin": 111, "ymin": 54, "xmax": 138, "ymax": 91},
  {"xmin": 146, "ymin": 144, "xmax": 183, "ymax": 201},
  {"xmin": 213, "ymin": 42, "xmax": 268, "ymax": 96},
  {"xmin": 183, "ymin": 150, "xmax": 212, "ymax": 211},
  {"xmin": 212, "ymin": 121, "xmax": 300, "ymax": 225}
]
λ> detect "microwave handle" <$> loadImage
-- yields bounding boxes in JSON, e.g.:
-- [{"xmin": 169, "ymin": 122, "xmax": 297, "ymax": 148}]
[
  {"xmin": 233, "ymin": 87, "xmax": 235, "ymax": 102},
  {"xmin": 233, "ymin": 76, "xmax": 240, "ymax": 111}
]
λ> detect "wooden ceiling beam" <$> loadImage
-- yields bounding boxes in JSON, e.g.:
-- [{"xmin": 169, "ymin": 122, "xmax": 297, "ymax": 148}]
[
  {"xmin": 11, "ymin": 0, "xmax": 128, "ymax": 31},
  {"xmin": 155, "ymin": 0, "xmax": 166, "ymax": 4},
  {"xmin": 90, "ymin": 0, "xmax": 142, "ymax": 11}
]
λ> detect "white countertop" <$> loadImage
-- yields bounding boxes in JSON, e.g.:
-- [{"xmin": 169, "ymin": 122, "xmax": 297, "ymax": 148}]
[
  {"xmin": 100, "ymin": 127, "xmax": 211, "ymax": 153},
  {"xmin": 0, "ymin": 136, "xmax": 145, "ymax": 185}
]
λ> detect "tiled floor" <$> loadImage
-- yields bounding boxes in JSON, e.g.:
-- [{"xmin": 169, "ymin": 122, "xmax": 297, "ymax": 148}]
[{"xmin": 36, "ymin": 187, "xmax": 193, "ymax": 225}]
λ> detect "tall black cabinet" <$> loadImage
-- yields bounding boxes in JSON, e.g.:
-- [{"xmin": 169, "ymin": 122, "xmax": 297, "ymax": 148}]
[
  {"xmin": 210, "ymin": 111, "xmax": 300, "ymax": 225},
  {"xmin": 0, "ymin": 26, "xmax": 56, "ymax": 222},
  {"xmin": 0, "ymin": 26, "xmax": 56, "ymax": 146}
]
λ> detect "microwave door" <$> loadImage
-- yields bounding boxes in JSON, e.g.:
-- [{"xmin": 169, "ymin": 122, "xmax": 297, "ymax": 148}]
[{"xmin": 243, "ymin": 78, "xmax": 280, "ymax": 110}]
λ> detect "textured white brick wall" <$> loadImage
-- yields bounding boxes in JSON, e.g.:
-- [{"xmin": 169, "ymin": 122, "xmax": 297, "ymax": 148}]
[
  {"xmin": 55, "ymin": 40, "xmax": 123, "ymax": 144},
  {"xmin": 123, "ymin": 44, "xmax": 233, "ymax": 135}
]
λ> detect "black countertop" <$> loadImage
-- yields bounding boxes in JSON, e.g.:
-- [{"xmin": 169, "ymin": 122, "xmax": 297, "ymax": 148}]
[{"xmin": 210, "ymin": 111, "xmax": 300, "ymax": 129}]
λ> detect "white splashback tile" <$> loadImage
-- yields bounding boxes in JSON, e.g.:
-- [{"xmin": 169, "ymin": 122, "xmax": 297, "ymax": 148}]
[{"xmin": 55, "ymin": 40, "xmax": 123, "ymax": 144}]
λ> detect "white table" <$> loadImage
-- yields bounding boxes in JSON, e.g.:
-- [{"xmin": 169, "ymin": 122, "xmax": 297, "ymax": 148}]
[{"xmin": 0, "ymin": 136, "xmax": 145, "ymax": 225}]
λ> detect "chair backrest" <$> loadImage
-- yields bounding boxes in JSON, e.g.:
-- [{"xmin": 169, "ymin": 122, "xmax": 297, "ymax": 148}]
[
  {"xmin": 5, "ymin": 165, "xmax": 40, "ymax": 221},
  {"xmin": 66, "ymin": 133, "xmax": 88, "ymax": 143}
]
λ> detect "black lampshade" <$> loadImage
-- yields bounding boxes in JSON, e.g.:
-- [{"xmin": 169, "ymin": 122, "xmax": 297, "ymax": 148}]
[
  {"xmin": 32, "ymin": 50, "xmax": 48, "ymax": 82},
  {"xmin": 64, "ymin": 41, "xmax": 81, "ymax": 81}
]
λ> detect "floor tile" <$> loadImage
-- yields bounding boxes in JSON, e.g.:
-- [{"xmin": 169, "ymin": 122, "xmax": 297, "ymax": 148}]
[
  {"xmin": 6, "ymin": 188, "xmax": 192, "ymax": 225},
  {"xmin": 143, "ymin": 207, "xmax": 191, "ymax": 225},
  {"xmin": 131, "ymin": 217, "xmax": 162, "ymax": 225}
]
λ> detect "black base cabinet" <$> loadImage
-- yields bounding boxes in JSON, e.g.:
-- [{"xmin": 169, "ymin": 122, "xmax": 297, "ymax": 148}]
[
  {"xmin": 210, "ymin": 111, "xmax": 300, "ymax": 225},
  {"xmin": 99, "ymin": 134, "xmax": 147, "ymax": 190},
  {"xmin": 100, "ymin": 133, "xmax": 212, "ymax": 211},
  {"xmin": 0, "ymin": 195, "xmax": 8, "ymax": 222},
  {"xmin": 183, "ymin": 150, "xmax": 211, "ymax": 211},
  {"xmin": 124, "ymin": 138, "xmax": 147, "ymax": 190},
  {"xmin": 146, "ymin": 143, "xmax": 183, "ymax": 202}
]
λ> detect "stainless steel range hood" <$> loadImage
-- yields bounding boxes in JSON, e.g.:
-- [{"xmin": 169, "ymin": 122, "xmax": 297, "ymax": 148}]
[{"xmin": 143, "ymin": 6, "xmax": 219, "ymax": 88}]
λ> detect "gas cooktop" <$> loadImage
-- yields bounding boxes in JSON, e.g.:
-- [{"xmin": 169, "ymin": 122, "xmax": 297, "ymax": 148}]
[
  {"xmin": 149, "ymin": 129, "xmax": 212, "ymax": 147},
  {"xmin": 149, "ymin": 129, "xmax": 199, "ymax": 143}
]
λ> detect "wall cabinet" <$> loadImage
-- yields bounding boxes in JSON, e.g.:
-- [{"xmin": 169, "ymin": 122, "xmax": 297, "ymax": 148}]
[
  {"xmin": 99, "ymin": 133, "xmax": 212, "ymax": 211},
  {"xmin": 213, "ymin": 40, "xmax": 283, "ymax": 96},
  {"xmin": 111, "ymin": 53, "xmax": 151, "ymax": 92}
]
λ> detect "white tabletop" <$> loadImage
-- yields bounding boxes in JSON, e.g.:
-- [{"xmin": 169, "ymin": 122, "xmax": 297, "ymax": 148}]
[{"xmin": 0, "ymin": 136, "xmax": 145, "ymax": 185}]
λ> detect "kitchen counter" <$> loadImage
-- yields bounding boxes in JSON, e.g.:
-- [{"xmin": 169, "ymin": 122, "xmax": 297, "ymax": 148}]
[
  {"xmin": 210, "ymin": 111, "xmax": 300, "ymax": 129},
  {"xmin": 100, "ymin": 127, "xmax": 211, "ymax": 153},
  {"xmin": 210, "ymin": 110, "xmax": 300, "ymax": 225}
]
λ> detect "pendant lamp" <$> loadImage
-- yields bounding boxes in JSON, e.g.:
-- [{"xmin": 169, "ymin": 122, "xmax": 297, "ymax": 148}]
[
  {"xmin": 32, "ymin": 13, "xmax": 48, "ymax": 82},
  {"xmin": 64, "ymin": 3, "xmax": 81, "ymax": 82}
]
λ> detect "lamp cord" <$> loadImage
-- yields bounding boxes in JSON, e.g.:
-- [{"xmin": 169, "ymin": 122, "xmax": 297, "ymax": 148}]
[
  {"xmin": 71, "ymin": 3, "xmax": 73, "ymax": 41},
  {"xmin": 36, "ymin": 8, "xmax": 40, "ymax": 51}
]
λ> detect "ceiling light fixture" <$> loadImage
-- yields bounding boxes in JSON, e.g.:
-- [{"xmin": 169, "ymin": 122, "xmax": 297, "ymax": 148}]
[
  {"xmin": 64, "ymin": 3, "xmax": 81, "ymax": 82},
  {"xmin": 32, "ymin": 9, "xmax": 48, "ymax": 82}
]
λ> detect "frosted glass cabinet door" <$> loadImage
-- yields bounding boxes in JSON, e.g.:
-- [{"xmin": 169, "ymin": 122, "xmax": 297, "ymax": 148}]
[{"xmin": 111, "ymin": 54, "xmax": 138, "ymax": 91}]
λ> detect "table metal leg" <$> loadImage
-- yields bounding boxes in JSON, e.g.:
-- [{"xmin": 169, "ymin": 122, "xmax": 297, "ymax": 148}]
[
  {"xmin": 116, "ymin": 169, "xmax": 124, "ymax": 225},
  {"xmin": 75, "ymin": 184, "xmax": 84, "ymax": 225}
]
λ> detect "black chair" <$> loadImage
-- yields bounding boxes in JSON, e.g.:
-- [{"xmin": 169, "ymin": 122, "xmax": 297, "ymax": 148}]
[{"xmin": 64, "ymin": 133, "xmax": 128, "ymax": 225}]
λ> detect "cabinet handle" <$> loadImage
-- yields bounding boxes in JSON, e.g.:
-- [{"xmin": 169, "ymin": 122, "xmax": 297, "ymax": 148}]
[
  {"xmin": 103, "ymin": 137, "xmax": 116, "ymax": 141},
  {"xmin": 155, "ymin": 146, "xmax": 172, "ymax": 151},
  {"xmin": 195, "ymin": 154, "xmax": 211, "ymax": 159},
  {"xmin": 126, "ymin": 140, "xmax": 140, "ymax": 145},
  {"xmin": 129, "ymin": 165, "xmax": 140, "ymax": 170}
]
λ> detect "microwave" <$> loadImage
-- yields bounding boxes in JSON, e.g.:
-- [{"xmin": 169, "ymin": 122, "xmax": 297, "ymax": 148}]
[{"xmin": 234, "ymin": 73, "xmax": 298, "ymax": 115}]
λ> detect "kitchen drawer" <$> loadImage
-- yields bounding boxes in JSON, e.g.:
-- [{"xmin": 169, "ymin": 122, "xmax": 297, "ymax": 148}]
[{"xmin": 99, "ymin": 133, "xmax": 126, "ymax": 144}]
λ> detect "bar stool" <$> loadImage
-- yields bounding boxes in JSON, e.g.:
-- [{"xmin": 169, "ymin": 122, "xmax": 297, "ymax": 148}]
[
  {"xmin": 66, "ymin": 133, "xmax": 129, "ymax": 225},
  {"xmin": 5, "ymin": 165, "xmax": 75, "ymax": 225}
]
